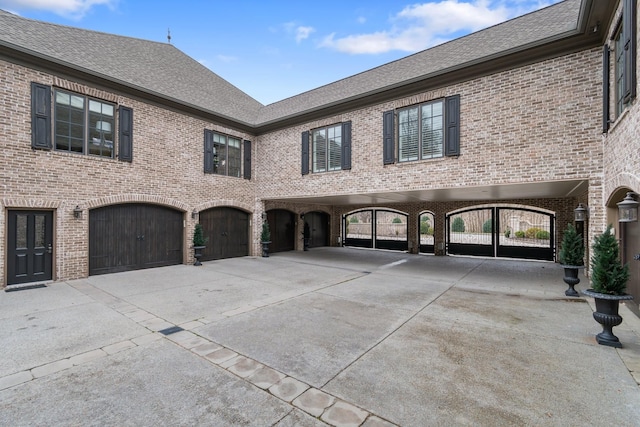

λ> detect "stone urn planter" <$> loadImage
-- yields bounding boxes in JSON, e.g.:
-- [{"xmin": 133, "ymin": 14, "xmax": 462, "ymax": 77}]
[
  {"xmin": 261, "ymin": 220, "xmax": 271, "ymax": 258},
  {"xmin": 582, "ymin": 289, "xmax": 633, "ymax": 348},
  {"xmin": 558, "ymin": 223, "xmax": 584, "ymax": 297},
  {"xmin": 583, "ymin": 225, "xmax": 632, "ymax": 347},
  {"xmin": 192, "ymin": 223, "xmax": 208, "ymax": 266}
]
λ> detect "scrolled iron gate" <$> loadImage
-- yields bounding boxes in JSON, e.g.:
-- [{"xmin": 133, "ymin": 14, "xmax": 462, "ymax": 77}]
[{"xmin": 447, "ymin": 206, "xmax": 555, "ymax": 261}]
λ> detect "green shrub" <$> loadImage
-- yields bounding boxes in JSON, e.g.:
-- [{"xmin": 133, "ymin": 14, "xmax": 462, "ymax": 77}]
[
  {"xmin": 525, "ymin": 227, "xmax": 543, "ymax": 239},
  {"xmin": 392, "ymin": 217, "xmax": 402, "ymax": 224},
  {"xmin": 504, "ymin": 229, "xmax": 511, "ymax": 238},
  {"xmin": 349, "ymin": 216, "xmax": 359, "ymax": 223},
  {"xmin": 515, "ymin": 231, "xmax": 525, "ymax": 238},
  {"xmin": 420, "ymin": 222, "xmax": 433, "ymax": 235},
  {"xmin": 192, "ymin": 223, "xmax": 208, "ymax": 246},
  {"xmin": 558, "ymin": 223, "xmax": 584, "ymax": 266},
  {"xmin": 535, "ymin": 230, "xmax": 550, "ymax": 240},
  {"xmin": 482, "ymin": 219, "xmax": 493, "ymax": 233},
  {"xmin": 261, "ymin": 221, "xmax": 271, "ymax": 242},
  {"xmin": 451, "ymin": 217, "xmax": 465, "ymax": 232},
  {"xmin": 590, "ymin": 225, "xmax": 629, "ymax": 295}
]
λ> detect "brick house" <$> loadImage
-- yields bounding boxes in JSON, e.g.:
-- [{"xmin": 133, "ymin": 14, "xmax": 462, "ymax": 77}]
[{"xmin": 1, "ymin": 1, "xmax": 639, "ymax": 307}]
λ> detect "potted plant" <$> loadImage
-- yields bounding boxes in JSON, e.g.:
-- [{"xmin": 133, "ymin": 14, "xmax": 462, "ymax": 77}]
[
  {"xmin": 192, "ymin": 223, "xmax": 208, "ymax": 266},
  {"xmin": 582, "ymin": 225, "xmax": 633, "ymax": 348},
  {"xmin": 302, "ymin": 221, "xmax": 310, "ymax": 251},
  {"xmin": 261, "ymin": 220, "xmax": 271, "ymax": 257},
  {"xmin": 558, "ymin": 223, "xmax": 584, "ymax": 297}
]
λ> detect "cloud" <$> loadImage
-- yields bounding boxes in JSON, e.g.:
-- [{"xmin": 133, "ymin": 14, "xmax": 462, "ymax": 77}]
[
  {"xmin": 282, "ymin": 21, "xmax": 315, "ymax": 43},
  {"xmin": 295, "ymin": 25, "xmax": 315, "ymax": 43},
  {"xmin": 0, "ymin": 0, "xmax": 117, "ymax": 19},
  {"xmin": 320, "ymin": 0, "xmax": 557, "ymax": 54}
]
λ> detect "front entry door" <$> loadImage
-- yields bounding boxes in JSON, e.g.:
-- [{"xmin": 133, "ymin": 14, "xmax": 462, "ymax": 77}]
[{"xmin": 7, "ymin": 210, "xmax": 53, "ymax": 285}]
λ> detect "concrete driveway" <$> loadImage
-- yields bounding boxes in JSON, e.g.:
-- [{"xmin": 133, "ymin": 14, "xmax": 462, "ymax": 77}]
[{"xmin": 1, "ymin": 248, "xmax": 639, "ymax": 426}]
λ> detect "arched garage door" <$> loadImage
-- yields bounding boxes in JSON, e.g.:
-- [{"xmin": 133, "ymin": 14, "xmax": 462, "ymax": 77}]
[
  {"xmin": 199, "ymin": 207, "xmax": 249, "ymax": 261},
  {"xmin": 90, "ymin": 204, "xmax": 183, "ymax": 275}
]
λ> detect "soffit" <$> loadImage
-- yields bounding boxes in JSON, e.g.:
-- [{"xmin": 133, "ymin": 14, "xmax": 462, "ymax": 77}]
[{"xmin": 263, "ymin": 179, "xmax": 589, "ymax": 206}]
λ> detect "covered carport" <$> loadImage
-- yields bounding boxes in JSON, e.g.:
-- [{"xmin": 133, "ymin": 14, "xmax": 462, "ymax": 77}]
[{"xmin": 262, "ymin": 179, "xmax": 590, "ymax": 262}]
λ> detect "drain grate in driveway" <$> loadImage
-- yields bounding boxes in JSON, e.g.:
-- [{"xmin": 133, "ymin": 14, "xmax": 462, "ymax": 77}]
[
  {"xmin": 5, "ymin": 284, "xmax": 47, "ymax": 292},
  {"xmin": 158, "ymin": 326, "xmax": 184, "ymax": 335}
]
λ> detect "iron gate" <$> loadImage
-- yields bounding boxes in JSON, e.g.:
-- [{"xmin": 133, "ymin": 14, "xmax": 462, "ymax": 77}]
[{"xmin": 447, "ymin": 206, "xmax": 555, "ymax": 261}]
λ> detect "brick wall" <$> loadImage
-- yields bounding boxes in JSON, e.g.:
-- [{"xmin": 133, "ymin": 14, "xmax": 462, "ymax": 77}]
[
  {"xmin": 0, "ymin": 60, "xmax": 257, "ymax": 283},
  {"xmin": 256, "ymin": 48, "xmax": 603, "ymax": 252}
]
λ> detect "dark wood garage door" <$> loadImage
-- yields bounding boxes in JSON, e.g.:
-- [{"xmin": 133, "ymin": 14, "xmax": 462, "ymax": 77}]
[
  {"xmin": 267, "ymin": 209, "xmax": 295, "ymax": 253},
  {"xmin": 89, "ymin": 204, "xmax": 183, "ymax": 275},
  {"xmin": 305, "ymin": 211, "xmax": 329, "ymax": 248},
  {"xmin": 199, "ymin": 207, "xmax": 249, "ymax": 261}
]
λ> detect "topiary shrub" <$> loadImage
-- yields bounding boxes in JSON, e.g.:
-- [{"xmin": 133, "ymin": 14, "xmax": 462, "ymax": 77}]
[
  {"xmin": 193, "ymin": 223, "xmax": 208, "ymax": 247},
  {"xmin": 482, "ymin": 219, "xmax": 493, "ymax": 233},
  {"xmin": 261, "ymin": 221, "xmax": 271, "ymax": 242},
  {"xmin": 504, "ymin": 229, "xmax": 511, "ymax": 238},
  {"xmin": 451, "ymin": 217, "xmax": 465, "ymax": 232},
  {"xmin": 558, "ymin": 223, "xmax": 584, "ymax": 266},
  {"xmin": 349, "ymin": 216, "xmax": 359, "ymax": 223},
  {"xmin": 392, "ymin": 217, "xmax": 403, "ymax": 224},
  {"xmin": 515, "ymin": 231, "xmax": 525, "ymax": 238},
  {"xmin": 590, "ymin": 225, "xmax": 629, "ymax": 295}
]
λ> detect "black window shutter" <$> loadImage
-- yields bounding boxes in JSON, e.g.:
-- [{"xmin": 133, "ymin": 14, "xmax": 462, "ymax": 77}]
[
  {"xmin": 204, "ymin": 129, "xmax": 214, "ymax": 173},
  {"xmin": 118, "ymin": 106, "xmax": 133, "ymax": 162},
  {"xmin": 243, "ymin": 139, "xmax": 251, "ymax": 180},
  {"xmin": 341, "ymin": 121, "xmax": 352, "ymax": 170},
  {"xmin": 624, "ymin": 0, "xmax": 637, "ymax": 102},
  {"xmin": 382, "ymin": 110, "xmax": 395, "ymax": 164},
  {"xmin": 603, "ymin": 45, "xmax": 610, "ymax": 133},
  {"xmin": 301, "ymin": 131, "xmax": 309, "ymax": 175},
  {"xmin": 445, "ymin": 95, "xmax": 460, "ymax": 157},
  {"xmin": 31, "ymin": 82, "xmax": 51, "ymax": 150}
]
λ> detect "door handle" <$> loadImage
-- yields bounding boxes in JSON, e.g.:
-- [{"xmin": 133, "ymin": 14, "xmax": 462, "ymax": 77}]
[{"xmin": 47, "ymin": 244, "xmax": 52, "ymax": 254}]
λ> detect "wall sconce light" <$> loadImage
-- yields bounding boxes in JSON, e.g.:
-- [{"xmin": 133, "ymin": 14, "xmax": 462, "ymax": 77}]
[
  {"xmin": 262, "ymin": 212, "xmax": 267, "ymax": 220},
  {"xmin": 192, "ymin": 210, "xmax": 198, "ymax": 219},
  {"xmin": 300, "ymin": 212, "xmax": 305, "ymax": 219},
  {"xmin": 617, "ymin": 192, "xmax": 639, "ymax": 222},
  {"xmin": 574, "ymin": 203, "xmax": 588, "ymax": 222},
  {"xmin": 73, "ymin": 205, "xmax": 83, "ymax": 219}
]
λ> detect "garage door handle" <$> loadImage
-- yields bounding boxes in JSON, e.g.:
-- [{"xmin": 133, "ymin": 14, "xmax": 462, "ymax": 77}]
[{"xmin": 136, "ymin": 235, "xmax": 145, "ymax": 241}]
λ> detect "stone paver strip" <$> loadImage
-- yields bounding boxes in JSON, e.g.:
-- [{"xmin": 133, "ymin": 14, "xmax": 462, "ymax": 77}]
[
  {"xmin": 191, "ymin": 342, "xmax": 222, "ymax": 356},
  {"xmin": 102, "ymin": 340, "xmax": 136, "ymax": 355},
  {"xmin": 361, "ymin": 416, "xmax": 398, "ymax": 427},
  {"xmin": 31, "ymin": 359, "xmax": 73, "ymax": 378},
  {"xmin": 321, "ymin": 401, "xmax": 369, "ymax": 427},
  {"xmin": 139, "ymin": 317, "xmax": 174, "ymax": 332},
  {"xmin": 69, "ymin": 349, "xmax": 107, "ymax": 365},
  {"xmin": 0, "ymin": 371, "xmax": 33, "ymax": 390},
  {"xmin": 293, "ymin": 388, "xmax": 336, "ymax": 417},
  {"xmin": 222, "ymin": 305, "xmax": 257, "ymax": 317},
  {"xmin": 178, "ymin": 320, "xmax": 205, "ymax": 330},
  {"xmin": 219, "ymin": 355, "xmax": 243, "ymax": 369},
  {"xmin": 246, "ymin": 366, "xmax": 286, "ymax": 390},
  {"xmin": 132, "ymin": 333, "xmax": 162, "ymax": 346},
  {"xmin": 204, "ymin": 348, "xmax": 237, "ymax": 364},
  {"xmin": 124, "ymin": 309, "xmax": 156, "ymax": 322},
  {"xmin": 269, "ymin": 377, "xmax": 309, "ymax": 402},
  {"xmin": 227, "ymin": 356, "xmax": 263, "ymax": 378},
  {"xmin": 165, "ymin": 331, "xmax": 209, "ymax": 349}
]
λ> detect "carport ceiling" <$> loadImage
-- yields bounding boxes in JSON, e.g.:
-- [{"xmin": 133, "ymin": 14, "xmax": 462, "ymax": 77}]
[{"xmin": 266, "ymin": 179, "xmax": 588, "ymax": 206}]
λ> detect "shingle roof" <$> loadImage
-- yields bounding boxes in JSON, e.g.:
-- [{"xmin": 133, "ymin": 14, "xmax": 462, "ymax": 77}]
[
  {"xmin": 256, "ymin": 0, "xmax": 582, "ymax": 124},
  {"xmin": 0, "ymin": 9, "xmax": 263, "ymax": 125},
  {"xmin": 0, "ymin": 0, "xmax": 584, "ymax": 129}
]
